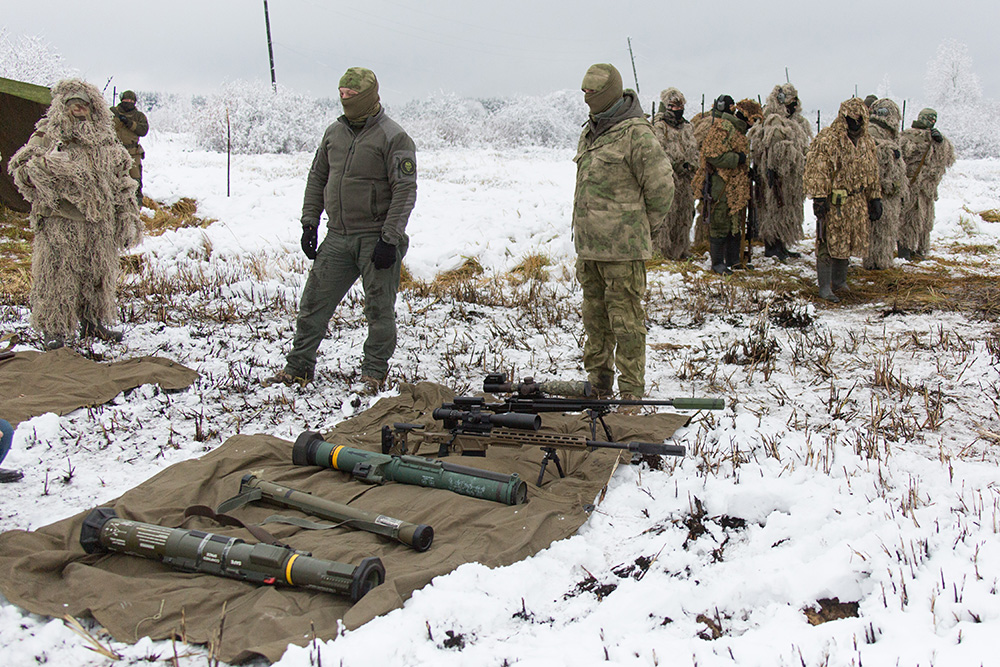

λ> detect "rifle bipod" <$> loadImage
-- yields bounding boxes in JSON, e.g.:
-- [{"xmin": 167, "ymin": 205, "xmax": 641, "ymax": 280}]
[{"xmin": 537, "ymin": 447, "xmax": 566, "ymax": 485}]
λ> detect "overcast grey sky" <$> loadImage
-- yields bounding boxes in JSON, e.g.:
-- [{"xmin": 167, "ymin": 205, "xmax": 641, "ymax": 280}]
[{"xmin": 4, "ymin": 0, "xmax": 996, "ymax": 116}]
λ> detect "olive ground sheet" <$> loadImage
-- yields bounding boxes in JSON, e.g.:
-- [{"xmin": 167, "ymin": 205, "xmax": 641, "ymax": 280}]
[
  {"xmin": 0, "ymin": 382, "xmax": 690, "ymax": 663},
  {"xmin": 0, "ymin": 347, "xmax": 200, "ymax": 426}
]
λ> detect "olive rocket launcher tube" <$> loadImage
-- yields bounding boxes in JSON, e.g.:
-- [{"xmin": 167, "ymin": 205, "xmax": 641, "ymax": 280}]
[
  {"xmin": 79, "ymin": 508, "xmax": 385, "ymax": 602},
  {"xmin": 292, "ymin": 431, "xmax": 528, "ymax": 506},
  {"xmin": 231, "ymin": 474, "xmax": 434, "ymax": 552}
]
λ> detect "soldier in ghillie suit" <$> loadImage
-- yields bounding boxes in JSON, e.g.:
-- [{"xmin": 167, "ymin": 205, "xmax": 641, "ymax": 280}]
[
  {"xmin": 804, "ymin": 97, "xmax": 882, "ymax": 302},
  {"xmin": 689, "ymin": 110, "xmax": 714, "ymax": 247},
  {"xmin": 693, "ymin": 95, "xmax": 759, "ymax": 275},
  {"xmin": 898, "ymin": 108, "xmax": 954, "ymax": 260},
  {"xmin": 748, "ymin": 83, "xmax": 813, "ymax": 261},
  {"xmin": 574, "ymin": 63, "xmax": 674, "ymax": 400},
  {"xmin": 111, "ymin": 90, "xmax": 149, "ymax": 207},
  {"xmin": 651, "ymin": 87, "xmax": 699, "ymax": 259},
  {"xmin": 262, "ymin": 67, "xmax": 417, "ymax": 394},
  {"xmin": 864, "ymin": 99, "xmax": 909, "ymax": 270},
  {"xmin": 8, "ymin": 79, "xmax": 142, "ymax": 349}
]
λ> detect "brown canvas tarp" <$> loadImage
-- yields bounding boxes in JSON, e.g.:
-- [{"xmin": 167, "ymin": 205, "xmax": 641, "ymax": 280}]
[
  {"xmin": 0, "ymin": 76, "xmax": 51, "ymax": 212},
  {"xmin": 0, "ymin": 381, "xmax": 690, "ymax": 662},
  {"xmin": 0, "ymin": 347, "xmax": 199, "ymax": 425}
]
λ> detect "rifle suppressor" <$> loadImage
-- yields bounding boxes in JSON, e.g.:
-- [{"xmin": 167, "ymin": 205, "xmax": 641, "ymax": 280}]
[{"xmin": 80, "ymin": 508, "xmax": 384, "ymax": 602}]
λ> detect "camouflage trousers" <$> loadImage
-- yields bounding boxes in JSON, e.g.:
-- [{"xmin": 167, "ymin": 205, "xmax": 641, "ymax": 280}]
[
  {"xmin": 576, "ymin": 259, "xmax": 647, "ymax": 396},
  {"xmin": 285, "ymin": 231, "xmax": 408, "ymax": 381}
]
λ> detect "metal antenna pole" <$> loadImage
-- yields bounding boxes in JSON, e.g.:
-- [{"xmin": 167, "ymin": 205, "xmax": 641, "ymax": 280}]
[
  {"xmin": 627, "ymin": 37, "xmax": 640, "ymax": 96},
  {"xmin": 263, "ymin": 0, "xmax": 277, "ymax": 92}
]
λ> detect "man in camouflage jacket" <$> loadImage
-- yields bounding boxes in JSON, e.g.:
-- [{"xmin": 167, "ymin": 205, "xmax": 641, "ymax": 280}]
[
  {"xmin": 574, "ymin": 63, "xmax": 674, "ymax": 399},
  {"xmin": 651, "ymin": 88, "xmax": 699, "ymax": 260},
  {"xmin": 264, "ymin": 67, "xmax": 417, "ymax": 393},
  {"xmin": 898, "ymin": 108, "xmax": 954, "ymax": 260},
  {"xmin": 693, "ymin": 95, "xmax": 760, "ymax": 274},
  {"xmin": 864, "ymin": 99, "xmax": 909, "ymax": 270},
  {"xmin": 748, "ymin": 83, "xmax": 813, "ymax": 261},
  {"xmin": 804, "ymin": 97, "xmax": 882, "ymax": 302},
  {"xmin": 110, "ymin": 90, "xmax": 148, "ymax": 206}
]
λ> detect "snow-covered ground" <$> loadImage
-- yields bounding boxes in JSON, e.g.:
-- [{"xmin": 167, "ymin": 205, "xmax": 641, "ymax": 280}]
[{"xmin": 2, "ymin": 131, "xmax": 1000, "ymax": 667}]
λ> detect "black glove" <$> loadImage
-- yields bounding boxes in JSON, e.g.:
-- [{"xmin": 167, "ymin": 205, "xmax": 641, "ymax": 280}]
[
  {"xmin": 766, "ymin": 168, "xmax": 778, "ymax": 188},
  {"xmin": 893, "ymin": 149, "xmax": 901, "ymax": 160},
  {"xmin": 868, "ymin": 198, "xmax": 883, "ymax": 222},
  {"xmin": 930, "ymin": 128, "xmax": 944, "ymax": 143},
  {"xmin": 300, "ymin": 224, "xmax": 318, "ymax": 260},
  {"xmin": 813, "ymin": 197, "xmax": 829, "ymax": 220},
  {"xmin": 736, "ymin": 152, "xmax": 747, "ymax": 166},
  {"xmin": 117, "ymin": 113, "xmax": 129, "ymax": 125},
  {"xmin": 371, "ymin": 239, "xmax": 397, "ymax": 270}
]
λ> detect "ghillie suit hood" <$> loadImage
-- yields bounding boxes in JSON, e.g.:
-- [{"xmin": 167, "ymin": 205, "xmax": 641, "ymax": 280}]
[
  {"xmin": 748, "ymin": 83, "xmax": 813, "ymax": 246},
  {"xmin": 803, "ymin": 97, "xmax": 881, "ymax": 259},
  {"xmin": 864, "ymin": 99, "xmax": 909, "ymax": 269},
  {"xmin": 898, "ymin": 109, "xmax": 955, "ymax": 254},
  {"xmin": 651, "ymin": 88, "xmax": 699, "ymax": 259},
  {"xmin": 8, "ymin": 78, "xmax": 142, "ymax": 337}
]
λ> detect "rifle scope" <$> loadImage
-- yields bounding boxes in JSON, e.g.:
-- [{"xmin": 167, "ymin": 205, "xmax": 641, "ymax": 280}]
[
  {"xmin": 80, "ymin": 508, "xmax": 384, "ymax": 602},
  {"xmin": 293, "ymin": 431, "xmax": 528, "ymax": 505},
  {"xmin": 431, "ymin": 407, "xmax": 540, "ymax": 431},
  {"xmin": 235, "ymin": 474, "xmax": 433, "ymax": 552},
  {"xmin": 483, "ymin": 373, "xmax": 593, "ymax": 398}
]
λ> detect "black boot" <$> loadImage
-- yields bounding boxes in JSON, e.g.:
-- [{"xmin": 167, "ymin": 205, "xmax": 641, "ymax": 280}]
[
  {"xmin": 781, "ymin": 241, "xmax": 801, "ymax": 258},
  {"xmin": 709, "ymin": 238, "xmax": 730, "ymax": 275},
  {"xmin": 80, "ymin": 320, "xmax": 124, "ymax": 343},
  {"xmin": 764, "ymin": 240, "xmax": 779, "ymax": 258},
  {"xmin": 42, "ymin": 333, "xmax": 65, "ymax": 350},
  {"xmin": 724, "ymin": 234, "xmax": 744, "ymax": 270},
  {"xmin": 831, "ymin": 258, "xmax": 850, "ymax": 293},
  {"xmin": 897, "ymin": 243, "xmax": 912, "ymax": 260},
  {"xmin": 816, "ymin": 257, "xmax": 839, "ymax": 302}
]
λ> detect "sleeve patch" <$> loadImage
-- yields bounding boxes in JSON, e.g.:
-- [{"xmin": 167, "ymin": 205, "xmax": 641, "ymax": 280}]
[{"xmin": 399, "ymin": 157, "xmax": 416, "ymax": 176}]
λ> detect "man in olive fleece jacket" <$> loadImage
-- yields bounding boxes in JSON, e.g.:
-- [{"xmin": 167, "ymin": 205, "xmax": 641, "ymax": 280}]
[{"xmin": 264, "ymin": 67, "xmax": 417, "ymax": 392}]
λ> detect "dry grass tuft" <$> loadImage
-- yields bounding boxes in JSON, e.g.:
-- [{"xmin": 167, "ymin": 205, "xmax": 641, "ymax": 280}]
[
  {"xmin": 507, "ymin": 253, "xmax": 551, "ymax": 284},
  {"xmin": 975, "ymin": 208, "xmax": 1000, "ymax": 223},
  {"xmin": 141, "ymin": 197, "xmax": 217, "ymax": 237}
]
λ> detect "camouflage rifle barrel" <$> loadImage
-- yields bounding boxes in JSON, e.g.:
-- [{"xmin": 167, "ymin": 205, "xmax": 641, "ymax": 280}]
[
  {"xmin": 79, "ymin": 508, "xmax": 384, "ymax": 601},
  {"xmin": 238, "ymin": 474, "xmax": 433, "ymax": 552},
  {"xmin": 293, "ymin": 431, "xmax": 528, "ymax": 505}
]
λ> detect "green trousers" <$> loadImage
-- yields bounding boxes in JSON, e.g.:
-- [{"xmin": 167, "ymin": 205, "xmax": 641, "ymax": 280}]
[
  {"xmin": 285, "ymin": 231, "xmax": 408, "ymax": 380},
  {"xmin": 576, "ymin": 258, "xmax": 647, "ymax": 396}
]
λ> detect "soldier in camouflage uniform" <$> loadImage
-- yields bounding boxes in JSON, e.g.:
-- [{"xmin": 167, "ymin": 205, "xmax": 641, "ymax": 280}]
[
  {"xmin": 110, "ymin": 90, "xmax": 148, "ymax": 207},
  {"xmin": 864, "ymin": 99, "xmax": 909, "ymax": 270},
  {"xmin": 748, "ymin": 84, "xmax": 813, "ymax": 261},
  {"xmin": 651, "ymin": 88, "xmax": 699, "ymax": 260},
  {"xmin": 898, "ymin": 108, "xmax": 954, "ymax": 260},
  {"xmin": 693, "ymin": 95, "xmax": 759, "ymax": 275},
  {"xmin": 574, "ymin": 63, "xmax": 674, "ymax": 399},
  {"xmin": 263, "ymin": 67, "xmax": 417, "ymax": 393},
  {"xmin": 804, "ymin": 97, "xmax": 882, "ymax": 302}
]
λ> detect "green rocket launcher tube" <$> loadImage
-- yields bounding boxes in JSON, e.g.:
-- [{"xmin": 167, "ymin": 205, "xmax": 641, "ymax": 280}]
[
  {"xmin": 237, "ymin": 474, "xmax": 434, "ymax": 552},
  {"xmin": 292, "ymin": 431, "xmax": 528, "ymax": 506},
  {"xmin": 80, "ymin": 508, "xmax": 384, "ymax": 602}
]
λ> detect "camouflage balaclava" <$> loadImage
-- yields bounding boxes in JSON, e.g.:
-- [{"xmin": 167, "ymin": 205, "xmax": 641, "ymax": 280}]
[
  {"xmin": 659, "ymin": 87, "xmax": 686, "ymax": 124},
  {"xmin": 839, "ymin": 97, "xmax": 869, "ymax": 140},
  {"xmin": 581, "ymin": 64, "xmax": 623, "ymax": 115},
  {"xmin": 119, "ymin": 89, "xmax": 137, "ymax": 112},
  {"xmin": 339, "ymin": 67, "xmax": 380, "ymax": 123},
  {"xmin": 912, "ymin": 108, "xmax": 937, "ymax": 130}
]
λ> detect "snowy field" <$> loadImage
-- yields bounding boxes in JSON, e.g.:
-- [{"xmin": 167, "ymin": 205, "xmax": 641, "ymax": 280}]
[{"xmin": 1, "ymin": 131, "xmax": 1000, "ymax": 667}]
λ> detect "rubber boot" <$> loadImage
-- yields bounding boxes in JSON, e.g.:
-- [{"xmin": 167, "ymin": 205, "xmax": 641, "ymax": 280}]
[
  {"xmin": 816, "ymin": 257, "xmax": 839, "ymax": 302},
  {"xmin": 724, "ymin": 234, "xmax": 743, "ymax": 270},
  {"xmin": 831, "ymin": 258, "xmax": 850, "ymax": 293},
  {"xmin": 709, "ymin": 238, "xmax": 730, "ymax": 275},
  {"xmin": 897, "ymin": 243, "xmax": 912, "ymax": 260}
]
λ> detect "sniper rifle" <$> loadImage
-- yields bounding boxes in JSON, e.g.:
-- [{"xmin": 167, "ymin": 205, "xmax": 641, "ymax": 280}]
[{"xmin": 382, "ymin": 400, "xmax": 686, "ymax": 486}]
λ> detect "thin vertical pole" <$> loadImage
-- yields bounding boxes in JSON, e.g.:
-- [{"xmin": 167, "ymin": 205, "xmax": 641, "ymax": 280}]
[
  {"xmin": 627, "ymin": 37, "xmax": 640, "ymax": 97},
  {"xmin": 226, "ymin": 108, "xmax": 231, "ymax": 197},
  {"xmin": 264, "ymin": 0, "xmax": 277, "ymax": 92}
]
